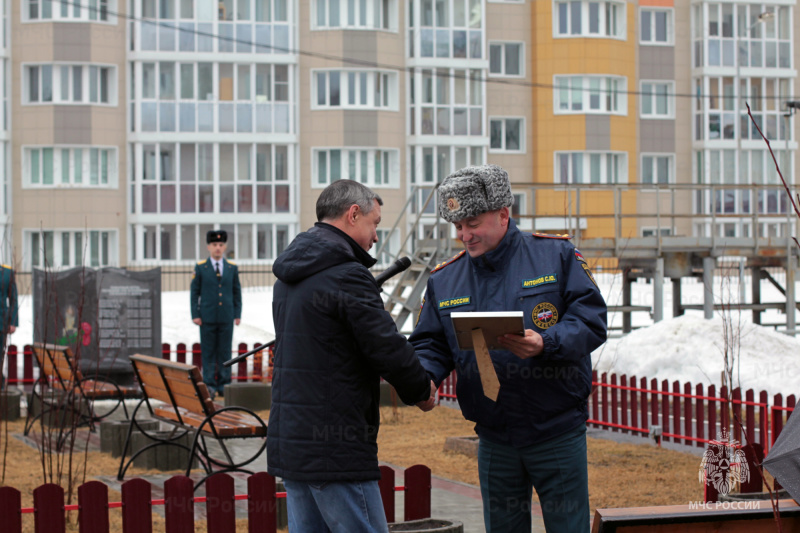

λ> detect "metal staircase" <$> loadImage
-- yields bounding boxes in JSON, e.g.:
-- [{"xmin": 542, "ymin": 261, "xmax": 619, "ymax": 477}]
[{"xmin": 373, "ymin": 185, "xmax": 453, "ymax": 333}]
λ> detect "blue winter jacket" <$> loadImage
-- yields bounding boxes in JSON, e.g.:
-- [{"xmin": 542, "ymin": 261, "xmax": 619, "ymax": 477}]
[{"xmin": 409, "ymin": 220, "xmax": 607, "ymax": 446}]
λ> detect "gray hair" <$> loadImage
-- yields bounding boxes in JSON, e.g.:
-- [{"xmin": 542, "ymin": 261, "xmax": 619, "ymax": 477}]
[{"xmin": 316, "ymin": 180, "xmax": 383, "ymax": 221}]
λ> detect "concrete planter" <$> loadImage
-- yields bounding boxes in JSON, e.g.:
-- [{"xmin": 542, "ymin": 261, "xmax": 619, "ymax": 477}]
[
  {"xmin": 224, "ymin": 383, "xmax": 272, "ymax": 411},
  {"xmin": 0, "ymin": 388, "xmax": 21, "ymax": 420},
  {"xmin": 130, "ymin": 430, "xmax": 198, "ymax": 471},
  {"xmin": 100, "ymin": 419, "xmax": 160, "ymax": 457},
  {"xmin": 27, "ymin": 391, "xmax": 90, "ymax": 427},
  {"xmin": 388, "ymin": 518, "xmax": 464, "ymax": 532}
]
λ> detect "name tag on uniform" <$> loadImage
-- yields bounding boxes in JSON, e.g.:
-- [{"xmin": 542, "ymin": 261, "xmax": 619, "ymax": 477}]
[
  {"xmin": 438, "ymin": 296, "xmax": 471, "ymax": 310},
  {"xmin": 522, "ymin": 273, "xmax": 557, "ymax": 289}
]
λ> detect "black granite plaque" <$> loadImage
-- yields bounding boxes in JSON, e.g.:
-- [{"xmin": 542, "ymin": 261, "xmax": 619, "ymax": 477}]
[{"xmin": 33, "ymin": 267, "xmax": 161, "ymax": 385}]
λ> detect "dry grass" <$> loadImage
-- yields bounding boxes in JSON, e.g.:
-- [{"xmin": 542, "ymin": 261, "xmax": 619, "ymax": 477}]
[{"xmin": 0, "ymin": 405, "xmax": 773, "ymax": 531}]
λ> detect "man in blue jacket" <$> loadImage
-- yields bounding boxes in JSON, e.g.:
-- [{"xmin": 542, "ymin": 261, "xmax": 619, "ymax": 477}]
[
  {"xmin": 268, "ymin": 179, "xmax": 435, "ymax": 533},
  {"xmin": 190, "ymin": 230, "xmax": 242, "ymax": 398},
  {"xmin": 410, "ymin": 164, "xmax": 607, "ymax": 533}
]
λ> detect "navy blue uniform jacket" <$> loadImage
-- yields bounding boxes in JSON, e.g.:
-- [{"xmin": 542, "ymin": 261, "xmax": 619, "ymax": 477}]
[
  {"xmin": 0, "ymin": 265, "xmax": 17, "ymax": 331},
  {"xmin": 409, "ymin": 220, "xmax": 607, "ymax": 446},
  {"xmin": 190, "ymin": 258, "xmax": 242, "ymax": 324},
  {"xmin": 267, "ymin": 223, "xmax": 431, "ymax": 482}
]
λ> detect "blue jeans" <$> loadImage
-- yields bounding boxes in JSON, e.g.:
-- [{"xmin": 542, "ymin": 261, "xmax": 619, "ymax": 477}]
[
  {"xmin": 284, "ymin": 479, "xmax": 389, "ymax": 533},
  {"xmin": 478, "ymin": 424, "xmax": 590, "ymax": 533}
]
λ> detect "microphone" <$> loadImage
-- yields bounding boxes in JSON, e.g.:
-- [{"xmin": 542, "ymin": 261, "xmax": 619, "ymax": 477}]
[
  {"xmin": 374, "ymin": 257, "xmax": 412, "ymax": 288},
  {"xmin": 223, "ymin": 339, "xmax": 276, "ymax": 367}
]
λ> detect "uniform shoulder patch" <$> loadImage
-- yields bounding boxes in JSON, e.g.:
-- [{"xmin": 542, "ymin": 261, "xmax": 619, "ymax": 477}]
[
  {"xmin": 430, "ymin": 250, "xmax": 466, "ymax": 274},
  {"xmin": 1, "ymin": 264, "xmax": 11, "ymax": 269},
  {"xmin": 531, "ymin": 232, "xmax": 571, "ymax": 240},
  {"xmin": 227, "ymin": 260, "xmax": 237, "ymax": 265},
  {"xmin": 197, "ymin": 260, "xmax": 207, "ymax": 265}
]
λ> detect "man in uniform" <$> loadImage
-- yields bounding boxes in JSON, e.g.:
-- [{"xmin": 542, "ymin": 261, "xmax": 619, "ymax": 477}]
[
  {"xmin": 0, "ymin": 263, "xmax": 17, "ymax": 390},
  {"xmin": 410, "ymin": 164, "xmax": 607, "ymax": 533},
  {"xmin": 190, "ymin": 230, "xmax": 242, "ymax": 398}
]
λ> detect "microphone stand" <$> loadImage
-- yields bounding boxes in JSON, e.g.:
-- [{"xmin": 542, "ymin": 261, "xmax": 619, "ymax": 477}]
[{"xmin": 223, "ymin": 340, "xmax": 275, "ymax": 367}]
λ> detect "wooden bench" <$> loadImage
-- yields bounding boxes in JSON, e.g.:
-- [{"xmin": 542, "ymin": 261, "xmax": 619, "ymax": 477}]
[
  {"xmin": 24, "ymin": 343, "xmax": 140, "ymax": 443},
  {"xmin": 117, "ymin": 354, "xmax": 267, "ymax": 489}
]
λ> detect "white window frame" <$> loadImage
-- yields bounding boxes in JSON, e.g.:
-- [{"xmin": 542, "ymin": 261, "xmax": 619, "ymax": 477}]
[
  {"xmin": 639, "ymin": 7, "xmax": 673, "ymax": 45},
  {"xmin": 23, "ymin": 145, "xmax": 119, "ymax": 188},
  {"xmin": 312, "ymin": 147, "xmax": 400, "ymax": 188},
  {"xmin": 488, "ymin": 41, "xmax": 525, "ymax": 78},
  {"xmin": 553, "ymin": 0, "xmax": 626, "ymax": 40},
  {"xmin": 312, "ymin": 69, "xmax": 399, "ymax": 110},
  {"xmin": 489, "ymin": 117, "xmax": 525, "ymax": 153},
  {"xmin": 554, "ymin": 151, "xmax": 628, "ymax": 184},
  {"xmin": 511, "ymin": 191, "xmax": 532, "ymax": 230},
  {"xmin": 642, "ymin": 227, "xmax": 673, "ymax": 237},
  {"xmin": 553, "ymin": 75, "xmax": 627, "ymax": 116},
  {"xmin": 26, "ymin": 228, "xmax": 119, "ymax": 269},
  {"xmin": 312, "ymin": 0, "xmax": 397, "ymax": 31},
  {"xmin": 23, "ymin": 0, "xmax": 117, "ymax": 23},
  {"xmin": 373, "ymin": 228, "xmax": 400, "ymax": 266},
  {"xmin": 640, "ymin": 80, "xmax": 674, "ymax": 119},
  {"xmin": 23, "ymin": 63, "xmax": 117, "ymax": 106},
  {"xmin": 640, "ymin": 153, "xmax": 674, "ymax": 186}
]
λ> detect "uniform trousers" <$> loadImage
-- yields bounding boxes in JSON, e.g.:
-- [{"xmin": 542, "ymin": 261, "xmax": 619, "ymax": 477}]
[{"xmin": 199, "ymin": 322, "xmax": 233, "ymax": 395}]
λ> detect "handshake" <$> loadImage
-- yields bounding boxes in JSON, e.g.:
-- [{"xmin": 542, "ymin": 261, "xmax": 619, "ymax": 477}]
[{"xmin": 415, "ymin": 380, "xmax": 437, "ymax": 412}]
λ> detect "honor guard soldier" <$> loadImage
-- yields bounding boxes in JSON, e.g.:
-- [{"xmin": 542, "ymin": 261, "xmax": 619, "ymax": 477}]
[
  {"xmin": 0, "ymin": 263, "xmax": 17, "ymax": 390},
  {"xmin": 410, "ymin": 164, "xmax": 607, "ymax": 533},
  {"xmin": 190, "ymin": 230, "xmax": 242, "ymax": 398}
]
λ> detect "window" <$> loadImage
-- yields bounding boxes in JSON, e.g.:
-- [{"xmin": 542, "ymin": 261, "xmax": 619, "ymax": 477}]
[
  {"xmin": 642, "ymin": 227, "xmax": 672, "ymax": 237},
  {"xmin": 554, "ymin": 0, "xmax": 625, "ymax": 39},
  {"xmin": 511, "ymin": 192, "xmax": 532, "ymax": 230},
  {"xmin": 313, "ymin": 70, "xmax": 398, "ymax": 110},
  {"xmin": 28, "ymin": 229, "xmax": 117, "ymax": 268},
  {"xmin": 25, "ymin": 146, "xmax": 117, "ymax": 187},
  {"xmin": 132, "ymin": 0, "xmax": 290, "ymax": 54},
  {"xmin": 409, "ymin": 68, "xmax": 483, "ymax": 136},
  {"xmin": 640, "ymin": 8, "xmax": 672, "ymax": 45},
  {"xmin": 489, "ymin": 118, "xmax": 524, "ymax": 152},
  {"xmin": 410, "ymin": 0, "xmax": 483, "ymax": 60},
  {"xmin": 314, "ymin": 0, "xmax": 396, "ymax": 30},
  {"xmin": 694, "ymin": 76, "xmax": 792, "ymax": 142},
  {"xmin": 25, "ymin": 0, "xmax": 115, "ymax": 22},
  {"xmin": 313, "ymin": 148, "xmax": 399, "ymax": 187},
  {"xmin": 554, "ymin": 75, "xmax": 626, "ymax": 115},
  {"xmin": 641, "ymin": 154, "xmax": 673, "ymax": 184},
  {"xmin": 489, "ymin": 42, "xmax": 523, "ymax": 77},
  {"xmin": 555, "ymin": 152, "xmax": 627, "ymax": 184},
  {"xmin": 694, "ymin": 4, "xmax": 791, "ymax": 69},
  {"xmin": 133, "ymin": 142, "xmax": 292, "ymax": 215},
  {"xmin": 640, "ymin": 81, "xmax": 674, "ymax": 118},
  {"xmin": 136, "ymin": 62, "xmax": 292, "ymax": 134},
  {"xmin": 131, "ymin": 223, "xmax": 290, "ymax": 262},
  {"xmin": 373, "ymin": 229, "xmax": 399, "ymax": 266},
  {"xmin": 25, "ymin": 64, "xmax": 115, "ymax": 105}
]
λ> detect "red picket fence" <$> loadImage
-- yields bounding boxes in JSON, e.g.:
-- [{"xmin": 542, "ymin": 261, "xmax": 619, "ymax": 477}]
[
  {"xmin": 0, "ymin": 466, "xmax": 431, "ymax": 532},
  {"xmin": 436, "ymin": 369, "xmax": 795, "ymax": 454},
  {"xmin": 588, "ymin": 371, "xmax": 796, "ymax": 454},
  {"xmin": 5, "ymin": 342, "xmax": 274, "ymax": 388}
]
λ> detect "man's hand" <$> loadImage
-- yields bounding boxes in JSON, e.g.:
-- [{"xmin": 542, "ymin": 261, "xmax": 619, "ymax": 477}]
[
  {"xmin": 497, "ymin": 329, "xmax": 543, "ymax": 359},
  {"xmin": 193, "ymin": 318, "xmax": 202, "ymax": 326},
  {"xmin": 235, "ymin": 319, "xmax": 241, "ymax": 326},
  {"xmin": 416, "ymin": 380, "xmax": 437, "ymax": 412},
  {"xmin": 8, "ymin": 326, "xmax": 15, "ymax": 334}
]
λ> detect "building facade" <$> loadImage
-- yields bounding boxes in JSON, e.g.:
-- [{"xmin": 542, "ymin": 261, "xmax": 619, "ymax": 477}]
[{"xmin": 4, "ymin": 0, "xmax": 798, "ymax": 271}]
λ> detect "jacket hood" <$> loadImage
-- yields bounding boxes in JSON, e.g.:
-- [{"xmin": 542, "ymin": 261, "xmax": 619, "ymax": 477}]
[{"xmin": 273, "ymin": 223, "xmax": 376, "ymax": 284}]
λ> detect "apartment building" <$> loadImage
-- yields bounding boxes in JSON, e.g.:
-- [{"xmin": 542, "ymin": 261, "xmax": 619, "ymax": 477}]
[{"xmin": 4, "ymin": 0, "xmax": 798, "ymax": 270}]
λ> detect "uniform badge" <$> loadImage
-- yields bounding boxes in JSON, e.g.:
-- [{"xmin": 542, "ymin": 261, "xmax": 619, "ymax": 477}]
[
  {"xmin": 532, "ymin": 302, "xmax": 558, "ymax": 329},
  {"xmin": 416, "ymin": 297, "xmax": 425, "ymax": 326},
  {"xmin": 447, "ymin": 197, "xmax": 460, "ymax": 211},
  {"xmin": 581, "ymin": 263, "xmax": 598, "ymax": 287},
  {"xmin": 438, "ymin": 296, "xmax": 471, "ymax": 310}
]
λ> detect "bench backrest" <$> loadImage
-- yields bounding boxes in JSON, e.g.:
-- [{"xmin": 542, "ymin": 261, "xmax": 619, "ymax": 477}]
[
  {"xmin": 32, "ymin": 343, "xmax": 83, "ymax": 390},
  {"xmin": 130, "ymin": 354, "xmax": 215, "ymax": 420}
]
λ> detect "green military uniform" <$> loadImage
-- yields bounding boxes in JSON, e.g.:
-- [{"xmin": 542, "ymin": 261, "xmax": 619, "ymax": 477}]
[
  {"xmin": 0, "ymin": 264, "xmax": 18, "ymax": 389},
  {"xmin": 190, "ymin": 252, "xmax": 242, "ymax": 396}
]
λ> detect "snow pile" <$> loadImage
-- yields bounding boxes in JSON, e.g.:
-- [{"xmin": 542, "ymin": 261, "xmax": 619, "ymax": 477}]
[{"xmin": 593, "ymin": 314, "xmax": 800, "ymax": 397}]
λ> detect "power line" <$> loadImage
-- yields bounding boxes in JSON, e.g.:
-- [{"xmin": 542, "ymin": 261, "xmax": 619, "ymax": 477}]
[{"xmin": 37, "ymin": 0, "xmax": 800, "ymax": 104}]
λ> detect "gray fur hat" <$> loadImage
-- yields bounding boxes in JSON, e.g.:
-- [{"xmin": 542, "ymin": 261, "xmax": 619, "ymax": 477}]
[{"xmin": 438, "ymin": 164, "xmax": 514, "ymax": 223}]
